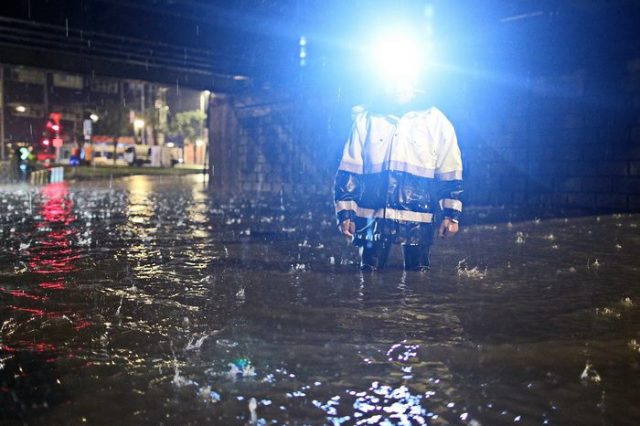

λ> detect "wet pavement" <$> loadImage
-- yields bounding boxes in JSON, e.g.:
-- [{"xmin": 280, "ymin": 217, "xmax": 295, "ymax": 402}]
[{"xmin": 1, "ymin": 175, "xmax": 639, "ymax": 425}]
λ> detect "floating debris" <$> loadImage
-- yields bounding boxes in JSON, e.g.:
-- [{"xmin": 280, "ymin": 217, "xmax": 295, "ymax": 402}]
[{"xmin": 515, "ymin": 232, "xmax": 525, "ymax": 244}]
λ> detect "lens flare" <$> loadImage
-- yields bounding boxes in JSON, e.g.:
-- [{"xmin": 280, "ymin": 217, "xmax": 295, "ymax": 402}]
[{"xmin": 369, "ymin": 31, "xmax": 425, "ymax": 90}]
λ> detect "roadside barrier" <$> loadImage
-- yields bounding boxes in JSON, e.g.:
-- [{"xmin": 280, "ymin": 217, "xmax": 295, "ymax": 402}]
[
  {"xmin": 30, "ymin": 167, "xmax": 64, "ymax": 185},
  {"xmin": 50, "ymin": 167, "xmax": 64, "ymax": 183}
]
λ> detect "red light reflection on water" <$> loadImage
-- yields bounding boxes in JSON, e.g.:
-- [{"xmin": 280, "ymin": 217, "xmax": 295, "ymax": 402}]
[
  {"xmin": 39, "ymin": 279, "xmax": 66, "ymax": 290},
  {"xmin": 29, "ymin": 183, "xmax": 80, "ymax": 278},
  {"xmin": 0, "ymin": 341, "xmax": 57, "ymax": 353},
  {"xmin": 39, "ymin": 183, "xmax": 76, "ymax": 225},
  {"xmin": 8, "ymin": 290, "xmax": 49, "ymax": 301},
  {"xmin": 8, "ymin": 305, "xmax": 47, "ymax": 316},
  {"xmin": 5, "ymin": 182, "xmax": 92, "ymax": 356}
]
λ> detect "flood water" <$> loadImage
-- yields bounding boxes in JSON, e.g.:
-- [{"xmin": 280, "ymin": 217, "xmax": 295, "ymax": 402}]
[{"xmin": 1, "ymin": 175, "xmax": 639, "ymax": 425}]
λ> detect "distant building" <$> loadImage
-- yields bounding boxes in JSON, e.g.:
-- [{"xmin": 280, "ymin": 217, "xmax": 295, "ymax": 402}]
[{"xmin": 0, "ymin": 65, "xmax": 207, "ymax": 165}]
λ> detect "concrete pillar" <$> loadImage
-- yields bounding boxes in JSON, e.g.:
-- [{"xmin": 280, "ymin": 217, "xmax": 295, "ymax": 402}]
[{"xmin": 209, "ymin": 94, "xmax": 236, "ymax": 191}]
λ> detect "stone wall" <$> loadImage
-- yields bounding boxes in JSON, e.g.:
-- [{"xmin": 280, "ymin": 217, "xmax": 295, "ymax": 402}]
[
  {"xmin": 209, "ymin": 56, "xmax": 640, "ymax": 213},
  {"xmin": 208, "ymin": 94, "xmax": 330, "ymax": 195},
  {"xmin": 462, "ymin": 56, "xmax": 640, "ymax": 212}
]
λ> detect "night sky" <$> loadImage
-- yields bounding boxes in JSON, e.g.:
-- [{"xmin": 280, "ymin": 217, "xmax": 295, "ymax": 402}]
[{"xmin": 0, "ymin": 0, "xmax": 638, "ymax": 90}]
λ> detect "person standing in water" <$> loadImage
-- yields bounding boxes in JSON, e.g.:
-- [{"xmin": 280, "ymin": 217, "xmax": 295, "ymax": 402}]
[{"xmin": 334, "ymin": 74, "xmax": 463, "ymax": 271}]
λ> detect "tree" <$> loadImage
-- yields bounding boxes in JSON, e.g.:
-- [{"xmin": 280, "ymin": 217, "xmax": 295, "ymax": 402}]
[
  {"xmin": 94, "ymin": 100, "xmax": 131, "ymax": 140},
  {"xmin": 143, "ymin": 105, "xmax": 168, "ymax": 146},
  {"xmin": 169, "ymin": 110, "xmax": 206, "ymax": 164},
  {"xmin": 169, "ymin": 110, "xmax": 206, "ymax": 143},
  {"xmin": 93, "ymin": 100, "xmax": 132, "ymax": 165}
]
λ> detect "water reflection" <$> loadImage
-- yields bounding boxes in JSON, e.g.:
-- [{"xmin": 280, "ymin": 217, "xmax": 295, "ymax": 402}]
[
  {"xmin": 31, "ymin": 183, "xmax": 80, "ymax": 276},
  {"xmin": 1, "ymin": 177, "xmax": 639, "ymax": 424},
  {"xmin": 1, "ymin": 182, "xmax": 83, "ymax": 420}
]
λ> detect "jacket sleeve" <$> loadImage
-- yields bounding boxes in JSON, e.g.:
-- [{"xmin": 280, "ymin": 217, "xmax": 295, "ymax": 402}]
[
  {"xmin": 435, "ymin": 114, "xmax": 464, "ymax": 222},
  {"xmin": 334, "ymin": 108, "xmax": 366, "ymax": 224}
]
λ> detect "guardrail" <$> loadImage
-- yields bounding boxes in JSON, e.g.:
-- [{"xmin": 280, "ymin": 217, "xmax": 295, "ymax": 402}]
[{"xmin": 30, "ymin": 166, "xmax": 64, "ymax": 185}]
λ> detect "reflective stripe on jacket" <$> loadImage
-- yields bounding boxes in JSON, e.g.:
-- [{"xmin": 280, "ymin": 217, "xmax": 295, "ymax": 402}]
[{"xmin": 335, "ymin": 106, "xmax": 463, "ymax": 229}]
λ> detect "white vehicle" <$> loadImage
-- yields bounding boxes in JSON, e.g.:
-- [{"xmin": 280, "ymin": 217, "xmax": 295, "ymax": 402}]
[
  {"xmin": 125, "ymin": 144, "xmax": 151, "ymax": 166},
  {"xmin": 92, "ymin": 143, "xmax": 128, "ymax": 166}
]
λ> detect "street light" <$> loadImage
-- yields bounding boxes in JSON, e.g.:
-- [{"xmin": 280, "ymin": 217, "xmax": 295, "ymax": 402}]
[
  {"xmin": 15, "ymin": 105, "xmax": 26, "ymax": 113},
  {"xmin": 90, "ymin": 113, "xmax": 99, "ymax": 122},
  {"xmin": 133, "ymin": 118, "xmax": 145, "ymax": 145},
  {"xmin": 133, "ymin": 118, "xmax": 145, "ymax": 131}
]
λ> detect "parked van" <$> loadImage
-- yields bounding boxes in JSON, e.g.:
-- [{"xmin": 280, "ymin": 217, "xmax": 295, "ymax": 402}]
[
  {"xmin": 124, "ymin": 144, "xmax": 151, "ymax": 166},
  {"xmin": 92, "ymin": 143, "xmax": 128, "ymax": 166}
]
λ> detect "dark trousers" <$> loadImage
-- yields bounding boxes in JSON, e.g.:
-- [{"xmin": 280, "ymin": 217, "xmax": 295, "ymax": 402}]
[{"xmin": 360, "ymin": 241, "xmax": 431, "ymax": 271}]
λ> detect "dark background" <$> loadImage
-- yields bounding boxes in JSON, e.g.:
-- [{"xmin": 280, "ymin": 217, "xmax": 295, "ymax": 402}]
[
  {"xmin": 2, "ymin": 1, "xmax": 637, "ymax": 89},
  {"xmin": 2, "ymin": 0, "xmax": 640, "ymax": 213}
]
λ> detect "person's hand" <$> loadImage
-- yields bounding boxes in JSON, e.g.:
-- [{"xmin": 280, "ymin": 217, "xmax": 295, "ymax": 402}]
[
  {"xmin": 438, "ymin": 217, "xmax": 459, "ymax": 239},
  {"xmin": 339, "ymin": 219, "xmax": 356, "ymax": 238}
]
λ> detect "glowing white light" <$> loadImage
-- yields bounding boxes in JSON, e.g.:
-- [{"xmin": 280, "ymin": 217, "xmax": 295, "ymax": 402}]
[
  {"xmin": 133, "ymin": 118, "xmax": 145, "ymax": 130},
  {"xmin": 299, "ymin": 36, "xmax": 308, "ymax": 66},
  {"xmin": 166, "ymin": 142, "xmax": 175, "ymax": 148},
  {"xmin": 195, "ymin": 139, "xmax": 204, "ymax": 147},
  {"xmin": 369, "ymin": 30, "xmax": 426, "ymax": 90},
  {"xmin": 90, "ymin": 113, "xmax": 99, "ymax": 122},
  {"xmin": 15, "ymin": 105, "xmax": 27, "ymax": 113}
]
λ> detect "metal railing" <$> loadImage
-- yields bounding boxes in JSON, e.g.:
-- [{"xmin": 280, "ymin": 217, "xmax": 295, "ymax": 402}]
[{"xmin": 30, "ymin": 167, "xmax": 64, "ymax": 185}]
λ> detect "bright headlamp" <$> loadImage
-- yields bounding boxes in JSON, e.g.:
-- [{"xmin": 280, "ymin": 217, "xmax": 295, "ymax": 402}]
[{"xmin": 368, "ymin": 30, "xmax": 427, "ymax": 94}]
